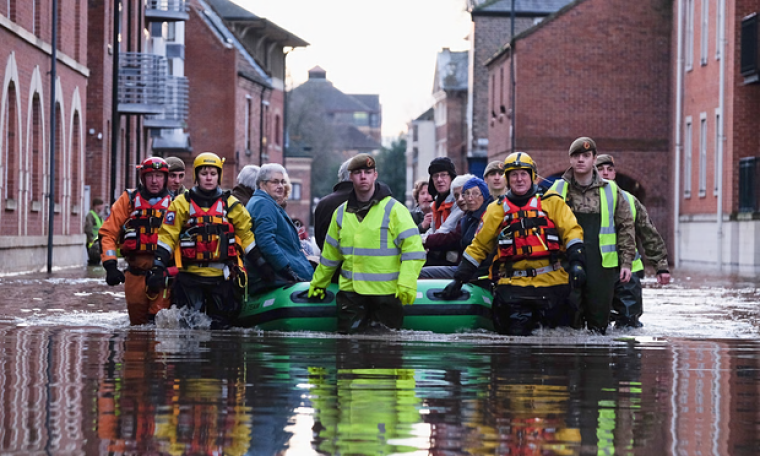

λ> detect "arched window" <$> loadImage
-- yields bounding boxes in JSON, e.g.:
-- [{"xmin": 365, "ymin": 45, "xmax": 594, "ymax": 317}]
[
  {"xmin": 54, "ymin": 103, "xmax": 63, "ymax": 234},
  {"xmin": 28, "ymin": 94, "xmax": 43, "ymax": 236},
  {"xmin": 2, "ymin": 83, "xmax": 19, "ymax": 234},
  {"xmin": 274, "ymin": 114, "xmax": 281, "ymax": 146},
  {"xmin": 71, "ymin": 112, "xmax": 81, "ymax": 217}
]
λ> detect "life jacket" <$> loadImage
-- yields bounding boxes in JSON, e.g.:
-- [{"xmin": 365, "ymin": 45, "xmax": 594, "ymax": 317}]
[
  {"xmin": 179, "ymin": 191, "xmax": 238, "ymax": 263},
  {"xmin": 496, "ymin": 195, "xmax": 561, "ymax": 262},
  {"xmin": 120, "ymin": 190, "xmax": 171, "ymax": 254}
]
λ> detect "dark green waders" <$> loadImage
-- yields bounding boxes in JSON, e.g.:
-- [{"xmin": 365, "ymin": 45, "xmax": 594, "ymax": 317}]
[{"xmin": 573, "ymin": 212, "xmax": 618, "ymax": 333}]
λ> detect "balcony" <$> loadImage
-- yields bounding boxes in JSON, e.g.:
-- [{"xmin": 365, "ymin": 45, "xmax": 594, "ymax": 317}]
[
  {"xmin": 118, "ymin": 53, "xmax": 167, "ymax": 115},
  {"xmin": 145, "ymin": 0, "xmax": 189, "ymax": 22},
  {"xmin": 144, "ymin": 76, "xmax": 189, "ymax": 129}
]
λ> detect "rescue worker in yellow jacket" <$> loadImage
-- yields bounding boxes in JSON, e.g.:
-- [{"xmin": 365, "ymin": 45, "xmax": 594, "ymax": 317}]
[
  {"xmin": 99, "ymin": 157, "xmax": 173, "ymax": 325},
  {"xmin": 308, "ymin": 153, "xmax": 426, "ymax": 334},
  {"xmin": 441, "ymin": 152, "xmax": 586, "ymax": 336},
  {"xmin": 596, "ymin": 153, "xmax": 670, "ymax": 328},
  {"xmin": 549, "ymin": 137, "xmax": 636, "ymax": 334},
  {"xmin": 147, "ymin": 152, "xmax": 256, "ymax": 329}
]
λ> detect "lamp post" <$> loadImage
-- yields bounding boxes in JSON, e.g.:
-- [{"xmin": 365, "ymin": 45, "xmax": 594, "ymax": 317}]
[{"xmin": 47, "ymin": 0, "xmax": 58, "ymax": 273}]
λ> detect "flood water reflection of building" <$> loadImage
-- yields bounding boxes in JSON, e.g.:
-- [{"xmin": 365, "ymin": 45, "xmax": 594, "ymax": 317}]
[{"xmin": 0, "ymin": 329, "xmax": 758, "ymax": 454}]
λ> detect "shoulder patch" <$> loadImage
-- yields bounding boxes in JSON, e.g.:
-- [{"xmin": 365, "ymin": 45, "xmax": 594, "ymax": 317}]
[{"xmin": 164, "ymin": 211, "xmax": 176, "ymax": 226}]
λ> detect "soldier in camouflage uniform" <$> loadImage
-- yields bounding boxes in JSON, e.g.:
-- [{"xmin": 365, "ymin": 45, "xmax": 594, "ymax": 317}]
[
  {"xmin": 595, "ymin": 154, "xmax": 670, "ymax": 328},
  {"xmin": 549, "ymin": 137, "xmax": 636, "ymax": 334}
]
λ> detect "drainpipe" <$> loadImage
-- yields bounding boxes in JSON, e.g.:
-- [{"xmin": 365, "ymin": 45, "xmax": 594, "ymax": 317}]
[
  {"xmin": 673, "ymin": 0, "xmax": 685, "ymax": 268},
  {"xmin": 47, "ymin": 0, "xmax": 58, "ymax": 273},
  {"xmin": 510, "ymin": 0, "xmax": 516, "ymax": 153},
  {"xmin": 110, "ymin": 0, "xmax": 121, "ymax": 203},
  {"xmin": 716, "ymin": 0, "xmax": 726, "ymax": 271}
]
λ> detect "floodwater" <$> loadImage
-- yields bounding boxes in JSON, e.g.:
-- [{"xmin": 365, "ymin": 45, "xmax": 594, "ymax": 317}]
[{"xmin": 0, "ymin": 268, "xmax": 759, "ymax": 455}]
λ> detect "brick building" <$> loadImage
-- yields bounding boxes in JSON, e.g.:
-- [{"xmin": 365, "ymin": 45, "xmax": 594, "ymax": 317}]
[
  {"xmin": 0, "ymin": 0, "xmax": 88, "ymax": 272},
  {"xmin": 485, "ymin": 0, "xmax": 673, "ymax": 257},
  {"xmin": 675, "ymin": 0, "xmax": 760, "ymax": 272},
  {"xmin": 467, "ymin": 0, "xmax": 571, "ymax": 164},
  {"xmin": 405, "ymin": 107, "xmax": 435, "ymax": 207},
  {"xmin": 185, "ymin": 0, "xmax": 310, "ymax": 224},
  {"xmin": 433, "ymin": 48, "xmax": 469, "ymax": 176}
]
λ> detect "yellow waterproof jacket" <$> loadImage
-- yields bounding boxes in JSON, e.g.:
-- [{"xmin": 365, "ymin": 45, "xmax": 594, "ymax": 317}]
[
  {"xmin": 157, "ymin": 190, "xmax": 255, "ymax": 277},
  {"xmin": 462, "ymin": 191, "xmax": 584, "ymax": 288},
  {"xmin": 311, "ymin": 196, "xmax": 426, "ymax": 294}
]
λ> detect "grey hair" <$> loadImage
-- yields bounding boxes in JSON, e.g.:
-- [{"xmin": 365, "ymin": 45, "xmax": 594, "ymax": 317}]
[
  {"xmin": 256, "ymin": 163, "xmax": 288, "ymax": 189},
  {"xmin": 451, "ymin": 173, "xmax": 475, "ymax": 191},
  {"xmin": 337, "ymin": 158, "xmax": 351, "ymax": 183},
  {"xmin": 237, "ymin": 165, "xmax": 260, "ymax": 189}
]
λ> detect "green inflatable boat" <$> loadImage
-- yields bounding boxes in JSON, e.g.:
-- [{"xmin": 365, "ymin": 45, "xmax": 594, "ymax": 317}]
[{"xmin": 235, "ymin": 279, "xmax": 494, "ymax": 333}]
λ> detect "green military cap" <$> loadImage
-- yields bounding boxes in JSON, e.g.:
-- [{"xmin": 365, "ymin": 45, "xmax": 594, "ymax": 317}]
[
  {"xmin": 347, "ymin": 153, "xmax": 376, "ymax": 172},
  {"xmin": 595, "ymin": 154, "xmax": 615, "ymax": 167},
  {"xmin": 569, "ymin": 137, "xmax": 597, "ymax": 156}
]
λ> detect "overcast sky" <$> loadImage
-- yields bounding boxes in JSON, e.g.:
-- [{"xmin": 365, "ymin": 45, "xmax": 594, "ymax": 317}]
[{"xmin": 234, "ymin": 0, "xmax": 471, "ymax": 142}]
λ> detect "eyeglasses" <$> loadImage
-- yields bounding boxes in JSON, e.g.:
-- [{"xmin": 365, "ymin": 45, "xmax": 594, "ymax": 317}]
[
  {"xmin": 432, "ymin": 172, "xmax": 451, "ymax": 180},
  {"xmin": 463, "ymin": 191, "xmax": 483, "ymax": 199},
  {"xmin": 266, "ymin": 179, "xmax": 287, "ymax": 186}
]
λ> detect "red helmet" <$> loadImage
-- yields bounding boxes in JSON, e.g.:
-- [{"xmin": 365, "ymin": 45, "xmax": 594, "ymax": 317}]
[{"xmin": 138, "ymin": 157, "xmax": 169, "ymax": 177}]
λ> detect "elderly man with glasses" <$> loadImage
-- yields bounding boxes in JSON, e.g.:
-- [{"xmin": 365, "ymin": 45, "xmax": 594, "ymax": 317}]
[{"xmin": 245, "ymin": 163, "xmax": 314, "ymax": 294}]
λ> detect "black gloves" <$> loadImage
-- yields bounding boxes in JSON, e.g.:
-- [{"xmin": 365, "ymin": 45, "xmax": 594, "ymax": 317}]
[
  {"xmin": 146, "ymin": 247, "xmax": 171, "ymax": 293},
  {"xmin": 281, "ymin": 265, "xmax": 306, "ymax": 283},
  {"xmin": 103, "ymin": 260, "xmax": 125, "ymax": 286},
  {"xmin": 246, "ymin": 246, "xmax": 275, "ymax": 282},
  {"xmin": 440, "ymin": 280, "xmax": 463, "ymax": 300},
  {"xmin": 453, "ymin": 258, "xmax": 479, "ymax": 283},
  {"xmin": 566, "ymin": 243, "xmax": 587, "ymax": 289}
]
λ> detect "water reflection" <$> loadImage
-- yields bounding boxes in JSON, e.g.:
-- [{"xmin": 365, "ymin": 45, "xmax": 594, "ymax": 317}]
[{"xmin": 0, "ymin": 326, "xmax": 758, "ymax": 455}]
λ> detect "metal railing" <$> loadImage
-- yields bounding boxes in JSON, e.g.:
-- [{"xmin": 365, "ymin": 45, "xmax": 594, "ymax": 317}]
[
  {"xmin": 144, "ymin": 76, "xmax": 189, "ymax": 129},
  {"xmin": 118, "ymin": 53, "xmax": 167, "ymax": 115},
  {"xmin": 145, "ymin": 0, "xmax": 189, "ymax": 22}
]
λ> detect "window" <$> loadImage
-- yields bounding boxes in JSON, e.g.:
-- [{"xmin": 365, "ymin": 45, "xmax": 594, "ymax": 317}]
[
  {"xmin": 290, "ymin": 182, "xmax": 302, "ymax": 200},
  {"xmin": 686, "ymin": 0, "xmax": 695, "ymax": 70},
  {"xmin": 4, "ymin": 83, "xmax": 18, "ymax": 209},
  {"xmin": 353, "ymin": 111, "xmax": 368, "ymax": 126},
  {"xmin": 741, "ymin": 14, "xmax": 760, "ymax": 83},
  {"xmin": 684, "ymin": 117, "xmax": 692, "ymax": 198},
  {"xmin": 714, "ymin": 110, "xmax": 720, "ymax": 195},
  {"xmin": 699, "ymin": 114, "xmax": 707, "ymax": 196},
  {"xmin": 245, "ymin": 96, "xmax": 252, "ymax": 153},
  {"xmin": 274, "ymin": 115, "xmax": 281, "ymax": 146},
  {"xmin": 700, "ymin": 0, "xmax": 709, "ymax": 65}
]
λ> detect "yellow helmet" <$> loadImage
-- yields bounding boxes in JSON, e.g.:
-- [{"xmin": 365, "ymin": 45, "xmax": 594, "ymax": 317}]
[
  {"xmin": 193, "ymin": 152, "xmax": 225, "ymax": 181},
  {"xmin": 503, "ymin": 152, "xmax": 537, "ymax": 182}
]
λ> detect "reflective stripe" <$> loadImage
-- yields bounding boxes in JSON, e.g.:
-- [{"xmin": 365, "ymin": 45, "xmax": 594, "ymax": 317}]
[
  {"xmin": 551, "ymin": 179, "xmax": 567, "ymax": 198},
  {"xmin": 566, "ymin": 238, "xmax": 583, "ymax": 248},
  {"xmin": 401, "ymin": 251, "xmax": 427, "ymax": 261},
  {"xmin": 320, "ymin": 257, "xmax": 341, "ymax": 268},
  {"xmin": 341, "ymin": 269, "xmax": 400, "ymax": 282},
  {"xmin": 340, "ymin": 246, "xmax": 401, "ymax": 257},
  {"xmin": 599, "ymin": 181, "xmax": 619, "ymax": 267},
  {"xmin": 463, "ymin": 251, "xmax": 480, "ymax": 267},
  {"xmin": 325, "ymin": 235, "xmax": 339, "ymax": 248},
  {"xmin": 395, "ymin": 227, "xmax": 419, "ymax": 245},
  {"xmin": 106, "ymin": 249, "xmax": 117, "ymax": 257},
  {"xmin": 624, "ymin": 191, "xmax": 644, "ymax": 272},
  {"xmin": 243, "ymin": 240, "xmax": 255, "ymax": 254},
  {"xmin": 600, "ymin": 244, "xmax": 617, "ymax": 253},
  {"xmin": 336, "ymin": 205, "xmax": 345, "ymax": 229},
  {"xmin": 157, "ymin": 240, "xmax": 174, "ymax": 254}
]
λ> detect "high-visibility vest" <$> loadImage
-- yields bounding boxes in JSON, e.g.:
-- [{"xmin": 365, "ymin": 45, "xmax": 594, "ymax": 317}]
[
  {"xmin": 550, "ymin": 178, "xmax": 619, "ymax": 268},
  {"xmin": 322, "ymin": 197, "xmax": 425, "ymax": 295},
  {"xmin": 622, "ymin": 191, "xmax": 644, "ymax": 272},
  {"xmin": 88, "ymin": 210, "xmax": 103, "ymax": 248}
]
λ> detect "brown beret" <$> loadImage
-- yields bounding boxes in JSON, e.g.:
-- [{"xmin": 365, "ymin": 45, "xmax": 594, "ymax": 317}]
[
  {"xmin": 595, "ymin": 154, "xmax": 615, "ymax": 167},
  {"xmin": 165, "ymin": 156, "xmax": 186, "ymax": 172},
  {"xmin": 347, "ymin": 153, "xmax": 376, "ymax": 172},
  {"xmin": 484, "ymin": 160, "xmax": 505, "ymax": 176},
  {"xmin": 569, "ymin": 137, "xmax": 597, "ymax": 156}
]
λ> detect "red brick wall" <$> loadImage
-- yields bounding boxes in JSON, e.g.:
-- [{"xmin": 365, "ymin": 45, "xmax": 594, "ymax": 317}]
[
  {"xmin": 1, "ymin": 0, "xmax": 88, "ymax": 236},
  {"xmin": 487, "ymin": 0, "xmax": 672, "ymax": 246},
  {"xmin": 471, "ymin": 15, "xmax": 535, "ymax": 154},
  {"xmin": 446, "ymin": 91, "xmax": 468, "ymax": 175},
  {"xmin": 185, "ymin": 5, "xmax": 239, "ymax": 189}
]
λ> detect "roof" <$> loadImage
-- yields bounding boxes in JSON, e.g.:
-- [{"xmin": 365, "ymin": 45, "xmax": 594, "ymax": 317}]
[
  {"xmin": 434, "ymin": 49, "xmax": 468, "ymax": 93},
  {"xmin": 415, "ymin": 107, "xmax": 435, "ymax": 122},
  {"xmin": 471, "ymin": 0, "xmax": 573, "ymax": 16},
  {"xmin": 197, "ymin": 0, "xmax": 272, "ymax": 87},
  {"xmin": 290, "ymin": 78, "xmax": 374, "ymax": 113},
  {"xmin": 351, "ymin": 94, "xmax": 381, "ymax": 112},
  {"xmin": 336, "ymin": 125, "xmax": 382, "ymax": 151},
  {"xmin": 205, "ymin": 0, "xmax": 308, "ymax": 47}
]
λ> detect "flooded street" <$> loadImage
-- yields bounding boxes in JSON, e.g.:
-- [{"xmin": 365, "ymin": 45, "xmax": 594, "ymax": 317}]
[{"xmin": 0, "ymin": 268, "xmax": 759, "ymax": 455}]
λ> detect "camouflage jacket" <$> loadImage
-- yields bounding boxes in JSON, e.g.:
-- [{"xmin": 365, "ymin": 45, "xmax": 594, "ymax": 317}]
[
  {"xmin": 629, "ymin": 192, "xmax": 669, "ymax": 272},
  {"xmin": 559, "ymin": 168, "xmax": 636, "ymax": 269}
]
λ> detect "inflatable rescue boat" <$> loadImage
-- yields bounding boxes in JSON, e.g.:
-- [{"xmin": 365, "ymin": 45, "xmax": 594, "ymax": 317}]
[{"xmin": 235, "ymin": 279, "xmax": 494, "ymax": 333}]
